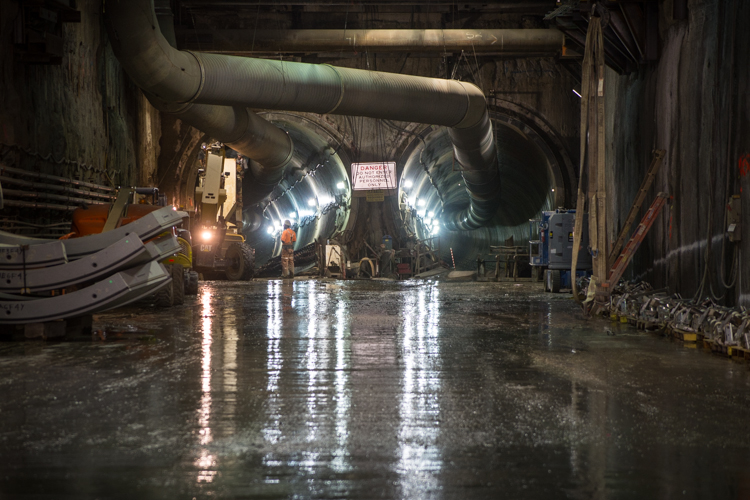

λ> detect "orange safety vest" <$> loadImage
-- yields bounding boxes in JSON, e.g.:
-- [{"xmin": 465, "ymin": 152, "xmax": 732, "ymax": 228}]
[{"xmin": 281, "ymin": 228, "xmax": 297, "ymax": 246}]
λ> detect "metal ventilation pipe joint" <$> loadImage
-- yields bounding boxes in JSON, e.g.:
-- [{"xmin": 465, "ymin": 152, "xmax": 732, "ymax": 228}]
[
  {"xmin": 104, "ymin": 0, "xmax": 510, "ymax": 230},
  {"xmin": 147, "ymin": 8, "xmax": 295, "ymax": 192}
]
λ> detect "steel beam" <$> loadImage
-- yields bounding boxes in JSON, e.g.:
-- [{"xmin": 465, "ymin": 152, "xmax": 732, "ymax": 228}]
[
  {"xmin": 0, "ymin": 261, "xmax": 171, "ymax": 324},
  {"xmin": 0, "ymin": 206, "xmax": 185, "ymax": 266}
]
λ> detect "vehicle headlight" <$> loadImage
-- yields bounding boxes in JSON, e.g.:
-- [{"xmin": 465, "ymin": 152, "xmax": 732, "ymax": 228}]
[{"xmin": 201, "ymin": 230, "xmax": 213, "ymax": 242}]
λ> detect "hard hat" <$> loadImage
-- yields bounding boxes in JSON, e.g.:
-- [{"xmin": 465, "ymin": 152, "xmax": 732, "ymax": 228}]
[{"xmin": 283, "ymin": 219, "xmax": 291, "ymax": 227}]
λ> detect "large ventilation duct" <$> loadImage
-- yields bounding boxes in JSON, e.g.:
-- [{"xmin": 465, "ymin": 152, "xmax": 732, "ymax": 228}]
[
  {"xmin": 104, "ymin": 0, "xmax": 506, "ymax": 230},
  {"xmin": 177, "ymin": 28, "xmax": 564, "ymax": 55},
  {"xmin": 146, "ymin": 96, "xmax": 293, "ymax": 190},
  {"xmin": 149, "ymin": 5, "xmax": 294, "ymax": 197}
]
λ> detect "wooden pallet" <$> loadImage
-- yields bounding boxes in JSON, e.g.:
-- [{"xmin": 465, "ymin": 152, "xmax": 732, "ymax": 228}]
[
  {"xmin": 670, "ymin": 326, "xmax": 698, "ymax": 343},
  {"xmin": 616, "ymin": 315, "xmax": 750, "ymax": 363},
  {"xmin": 729, "ymin": 345, "xmax": 749, "ymax": 362},
  {"xmin": 701, "ymin": 340, "xmax": 746, "ymax": 360}
]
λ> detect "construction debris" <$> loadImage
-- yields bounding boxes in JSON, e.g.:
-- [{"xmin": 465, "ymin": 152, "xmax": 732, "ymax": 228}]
[{"xmin": 591, "ymin": 279, "xmax": 750, "ymax": 356}]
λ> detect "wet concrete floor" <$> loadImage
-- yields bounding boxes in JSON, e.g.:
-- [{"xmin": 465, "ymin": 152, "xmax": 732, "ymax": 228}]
[{"xmin": 2, "ymin": 279, "xmax": 750, "ymax": 499}]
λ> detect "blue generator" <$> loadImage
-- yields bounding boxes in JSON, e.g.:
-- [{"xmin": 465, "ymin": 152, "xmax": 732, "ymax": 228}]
[{"xmin": 529, "ymin": 209, "xmax": 592, "ymax": 293}]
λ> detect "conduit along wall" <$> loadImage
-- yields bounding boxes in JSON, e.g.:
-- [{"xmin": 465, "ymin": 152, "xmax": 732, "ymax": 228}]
[{"xmin": 103, "ymin": 0, "xmax": 536, "ymax": 233}]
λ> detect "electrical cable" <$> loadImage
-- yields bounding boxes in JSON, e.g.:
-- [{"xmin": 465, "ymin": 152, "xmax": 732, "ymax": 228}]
[
  {"xmin": 0, "ymin": 143, "xmax": 120, "ymax": 180},
  {"xmin": 717, "ymin": 0, "xmax": 740, "ymax": 293}
]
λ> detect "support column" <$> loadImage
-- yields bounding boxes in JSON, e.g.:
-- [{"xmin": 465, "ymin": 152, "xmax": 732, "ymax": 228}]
[{"xmin": 571, "ymin": 14, "xmax": 609, "ymax": 311}]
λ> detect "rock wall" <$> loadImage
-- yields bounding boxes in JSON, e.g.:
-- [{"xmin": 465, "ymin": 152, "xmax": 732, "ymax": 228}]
[
  {"xmin": 607, "ymin": 0, "xmax": 750, "ymax": 305},
  {"xmin": 0, "ymin": 0, "xmax": 158, "ymax": 189}
]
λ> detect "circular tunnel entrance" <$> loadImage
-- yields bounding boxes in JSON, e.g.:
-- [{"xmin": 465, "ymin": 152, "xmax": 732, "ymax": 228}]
[
  {"xmin": 241, "ymin": 114, "xmax": 352, "ymax": 268},
  {"xmin": 399, "ymin": 111, "xmax": 568, "ymax": 270},
  {"xmin": 233, "ymin": 108, "xmax": 573, "ymax": 273}
]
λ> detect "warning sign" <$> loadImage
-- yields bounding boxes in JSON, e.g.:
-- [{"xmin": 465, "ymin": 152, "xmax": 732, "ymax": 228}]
[{"xmin": 351, "ymin": 162, "xmax": 397, "ymax": 191}]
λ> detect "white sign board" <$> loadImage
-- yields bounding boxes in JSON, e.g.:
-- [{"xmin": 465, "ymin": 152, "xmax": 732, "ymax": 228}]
[{"xmin": 351, "ymin": 162, "xmax": 397, "ymax": 191}]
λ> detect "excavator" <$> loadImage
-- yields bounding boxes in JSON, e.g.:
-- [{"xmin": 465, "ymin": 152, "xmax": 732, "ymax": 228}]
[{"xmin": 192, "ymin": 144, "xmax": 255, "ymax": 280}]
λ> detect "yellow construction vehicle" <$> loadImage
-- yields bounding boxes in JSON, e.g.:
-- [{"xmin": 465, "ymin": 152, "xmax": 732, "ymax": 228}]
[{"xmin": 192, "ymin": 145, "xmax": 255, "ymax": 280}]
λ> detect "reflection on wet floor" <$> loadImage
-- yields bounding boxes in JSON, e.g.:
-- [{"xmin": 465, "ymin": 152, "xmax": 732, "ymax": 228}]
[
  {"xmin": 398, "ymin": 285, "xmax": 442, "ymax": 498},
  {"xmin": 196, "ymin": 288, "xmax": 215, "ymax": 483},
  {"xmin": 2, "ymin": 279, "xmax": 750, "ymax": 499}
]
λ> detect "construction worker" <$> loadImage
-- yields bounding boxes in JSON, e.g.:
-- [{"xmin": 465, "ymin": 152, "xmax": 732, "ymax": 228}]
[{"xmin": 280, "ymin": 219, "xmax": 296, "ymax": 278}]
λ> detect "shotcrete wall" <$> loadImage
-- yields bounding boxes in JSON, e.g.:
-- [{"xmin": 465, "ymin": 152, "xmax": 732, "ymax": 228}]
[
  {"xmin": 606, "ymin": 0, "xmax": 750, "ymax": 305},
  {"xmin": 0, "ymin": 0, "xmax": 157, "ymax": 188}
]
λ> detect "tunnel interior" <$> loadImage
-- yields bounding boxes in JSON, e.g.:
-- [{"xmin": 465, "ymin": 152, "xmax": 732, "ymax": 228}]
[
  {"xmin": 241, "ymin": 117, "xmax": 352, "ymax": 268},
  {"xmin": 398, "ymin": 118, "xmax": 556, "ymax": 270},
  {"xmin": 238, "ymin": 112, "xmax": 560, "ymax": 271},
  {"xmin": 5, "ymin": 0, "xmax": 750, "ymax": 496},
  {"xmin": 232, "ymin": 111, "xmax": 559, "ymax": 271}
]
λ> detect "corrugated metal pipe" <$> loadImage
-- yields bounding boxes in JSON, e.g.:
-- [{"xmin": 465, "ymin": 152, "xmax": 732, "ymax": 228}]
[
  {"xmin": 149, "ymin": 1, "xmax": 295, "ymax": 191},
  {"xmin": 104, "ymin": 0, "xmax": 509, "ymax": 230},
  {"xmin": 145, "ymin": 94, "xmax": 295, "ymax": 189},
  {"xmin": 177, "ymin": 28, "xmax": 565, "ymax": 55}
]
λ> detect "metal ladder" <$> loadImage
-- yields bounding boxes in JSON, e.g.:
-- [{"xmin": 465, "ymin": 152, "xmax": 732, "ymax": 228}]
[
  {"xmin": 608, "ymin": 150, "xmax": 665, "ymax": 268},
  {"xmin": 607, "ymin": 192, "xmax": 669, "ymax": 287}
]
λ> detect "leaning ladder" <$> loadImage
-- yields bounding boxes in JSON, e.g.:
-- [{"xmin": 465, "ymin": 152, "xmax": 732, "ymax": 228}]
[
  {"xmin": 607, "ymin": 192, "xmax": 669, "ymax": 287},
  {"xmin": 607, "ymin": 149, "xmax": 666, "ymax": 268}
]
